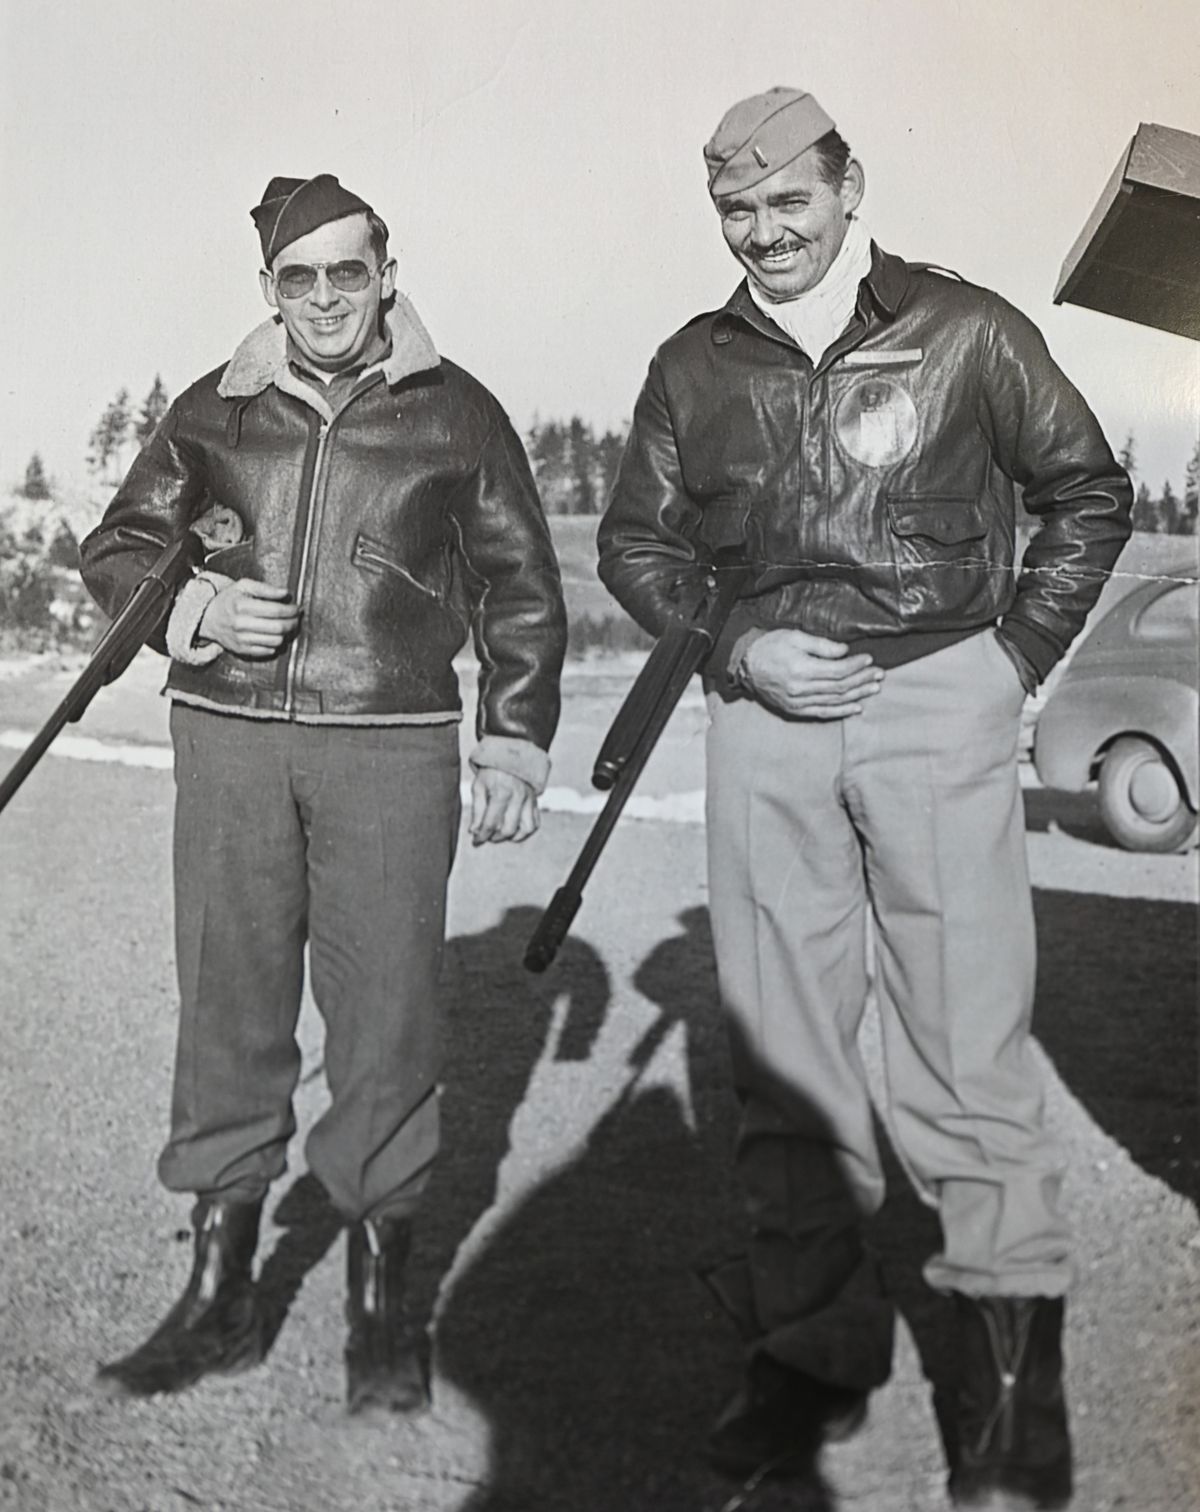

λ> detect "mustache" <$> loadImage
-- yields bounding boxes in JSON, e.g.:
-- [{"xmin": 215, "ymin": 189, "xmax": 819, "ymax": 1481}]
[{"xmin": 748, "ymin": 234, "xmax": 809, "ymax": 257}]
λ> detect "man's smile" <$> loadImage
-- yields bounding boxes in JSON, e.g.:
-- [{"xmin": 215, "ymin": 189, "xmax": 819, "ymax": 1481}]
[{"xmin": 752, "ymin": 240, "xmax": 807, "ymax": 267}]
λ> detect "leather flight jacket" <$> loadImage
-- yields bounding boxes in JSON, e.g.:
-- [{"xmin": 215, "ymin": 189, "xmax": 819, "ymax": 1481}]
[
  {"xmin": 80, "ymin": 300, "xmax": 566, "ymax": 763},
  {"xmin": 598, "ymin": 245, "xmax": 1133, "ymax": 687}
]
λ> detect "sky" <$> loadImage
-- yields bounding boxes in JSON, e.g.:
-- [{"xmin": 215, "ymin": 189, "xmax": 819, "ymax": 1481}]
[{"xmin": 2, "ymin": 0, "xmax": 1198, "ymax": 498}]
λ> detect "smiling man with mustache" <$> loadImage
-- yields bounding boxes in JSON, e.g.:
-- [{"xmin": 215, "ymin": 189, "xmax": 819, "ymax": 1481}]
[{"xmin": 599, "ymin": 88, "xmax": 1132, "ymax": 1508}]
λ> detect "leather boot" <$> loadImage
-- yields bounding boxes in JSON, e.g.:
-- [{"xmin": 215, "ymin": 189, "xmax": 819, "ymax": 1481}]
[
  {"xmin": 344, "ymin": 1215, "xmax": 429, "ymax": 1415},
  {"xmin": 97, "ymin": 1197, "xmax": 265, "ymax": 1397},
  {"xmin": 949, "ymin": 1295, "xmax": 1073, "ymax": 1510},
  {"xmin": 706, "ymin": 1352, "xmax": 869, "ymax": 1480}
]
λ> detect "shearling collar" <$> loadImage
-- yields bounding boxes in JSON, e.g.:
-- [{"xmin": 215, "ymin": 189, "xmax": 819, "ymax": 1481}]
[{"xmin": 217, "ymin": 293, "xmax": 440, "ymax": 399}]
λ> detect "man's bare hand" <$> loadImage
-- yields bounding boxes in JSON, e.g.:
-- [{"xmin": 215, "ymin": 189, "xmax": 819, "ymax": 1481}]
[
  {"xmin": 198, "ymin": 579, "xmax": 300, "ymax": 658},
  {"xmin": 741, "ymin": 629, "xmax": 883, "ymax": 718},
  {"xmin": 470, "ymin": 768, "xmax": 540, "ymax": 846}
]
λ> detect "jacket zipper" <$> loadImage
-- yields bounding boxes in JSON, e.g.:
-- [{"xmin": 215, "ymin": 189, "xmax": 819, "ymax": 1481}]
[{"xmin": 284, "ymin": 420, "xmax": 331, "ymax": 714}]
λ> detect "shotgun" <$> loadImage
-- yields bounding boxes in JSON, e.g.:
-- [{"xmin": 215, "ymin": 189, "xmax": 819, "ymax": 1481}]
[
  {"xmin": 0, "ymin": 532, "xmax": 203, "ymax": 817},
  {"xmin": 524, "ymin": 548, "xmax": 754, "ymax": 972}
]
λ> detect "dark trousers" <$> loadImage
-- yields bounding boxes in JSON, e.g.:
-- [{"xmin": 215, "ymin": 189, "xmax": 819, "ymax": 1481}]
[{"xmin": 159, "ymin": 704, "xmax": 461, "ymax": 1222}]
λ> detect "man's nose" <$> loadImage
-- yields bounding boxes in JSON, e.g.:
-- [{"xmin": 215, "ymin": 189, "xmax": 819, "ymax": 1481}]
[
  {"xmin": 310, "ymin": 270, "xmax": 339, "ymax": 308},
  {"xmin": 749, "ymin": 207, "xmax": 781, "ymax": 247}
]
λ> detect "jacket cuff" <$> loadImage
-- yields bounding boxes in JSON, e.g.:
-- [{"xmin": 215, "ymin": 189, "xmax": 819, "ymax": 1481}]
[
  {"xmin": 997, "ymin": 618, "xmax": 1062, "ymax": 686},
  {"xmin": 993, "ymin": 630, "xmax": 1039, "ymax": 694},
  {"xmin": 165, "ymin": 572, "xmax": 232, "ymax": 666},
  {"xmin": 469, "ymin": 735, "xmax": 551, "ymax": 795}
]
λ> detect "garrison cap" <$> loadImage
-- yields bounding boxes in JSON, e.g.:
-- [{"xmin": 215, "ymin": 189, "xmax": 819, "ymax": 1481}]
[
  {"xmin": 251, "ymin": 174, "xmax": 379, "ymax": 265},
  {"xmin": 704, "ymin": 88, "xmax": 836, "ymax": 196}
]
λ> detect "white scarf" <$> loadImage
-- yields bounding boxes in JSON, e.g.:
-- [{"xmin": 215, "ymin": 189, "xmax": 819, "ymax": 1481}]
[{"xmin": 748, "ymin": 216, "xmax": 873, "ymax": 365}]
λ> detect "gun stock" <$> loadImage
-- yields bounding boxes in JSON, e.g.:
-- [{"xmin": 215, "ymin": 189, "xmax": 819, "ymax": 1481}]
[
  {"xmin": 0, "ymin": 533, "xmax": 202, "ymax": 818},
  {"xmin": 524, "ymin": 552, "xmax": 753, "ymax": 972}
]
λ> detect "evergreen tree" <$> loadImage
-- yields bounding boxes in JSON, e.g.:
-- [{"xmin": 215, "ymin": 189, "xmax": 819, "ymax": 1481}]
[
  {"xmin": 1158, "ymin": 479, "xmax": 1179, "ymax": 534},
  {"xmin": 567, "ymin": 417, "xmax": 596, "ymax": 514},
  {"xmin": 595, "ymin": 428, "xmax": 627, "ymax": 505},
  {"xmin": 45, "ymin": 521, "xmax": 80, "ymax": 570},
  {"xmin": 19, "ymin": 452, "xmax": 52, "ymax": 500},
  {"xmin": 87, "ymin": 388, "xmax": 133, "ymax": 483},
  {"xmin": 1182, "ymin": 438, "xmax": 1200, "ymax": 536},
  {"xmin": 1131, "ymin": 480, "xmax": 1155, "ymax": 533},
  {"xmin": 526, "ymin": 417, "xmax": 574, "ymax": 513},
  {"xmin": 1117, "ymin": 431, "xmax": 1137, "ymax": 478},
  {"xmin": 135, "ymin": 375, "xmax": 170, "ymax": 446}
]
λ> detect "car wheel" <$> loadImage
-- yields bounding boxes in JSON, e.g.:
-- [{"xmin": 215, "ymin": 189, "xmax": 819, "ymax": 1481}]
[{"xmin": 1097, "ymin": 736, "xmax": 1198, "ymax": 853}]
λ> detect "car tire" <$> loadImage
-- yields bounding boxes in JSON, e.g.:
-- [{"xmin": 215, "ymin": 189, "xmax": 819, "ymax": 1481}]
[{"xmin": 1098, "ymin": 736, "xmax": 1198, "ymax": 853}]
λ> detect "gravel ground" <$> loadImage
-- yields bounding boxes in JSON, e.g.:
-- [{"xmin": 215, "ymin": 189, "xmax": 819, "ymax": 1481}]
[{"xmin": 0, "ymin": 654, "xmax": 1197, "ymax": 1512}]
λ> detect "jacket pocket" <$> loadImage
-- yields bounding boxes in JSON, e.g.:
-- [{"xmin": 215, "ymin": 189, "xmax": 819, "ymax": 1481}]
[
  {"xmin": 884, "ymin": 495, "xmax": 988, "ymax": 548},
  {"xmin": 352, "ymin": 531, "xmax": 444, "ymax": 600}
]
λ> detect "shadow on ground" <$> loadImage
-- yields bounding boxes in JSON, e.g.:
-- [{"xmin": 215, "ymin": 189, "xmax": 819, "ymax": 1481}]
[
  {"xmin": 1022, "ymin": 786, "xmax": 1117, "ymax": 846},
  {"xmin": 1021, "ymin": 789, "xmax": 1199, "ymax": 1204},
  {"xmin": 1032, "ymin": 886, "xmax": 1198, "ymax": 1205},
  {"xmin": 237, "ymin": 883, "xmax": 1195, "ymax": 1509},
  {"xmin": 422, "ymin": 906, "xmax": 948, "ymax": 1512}
]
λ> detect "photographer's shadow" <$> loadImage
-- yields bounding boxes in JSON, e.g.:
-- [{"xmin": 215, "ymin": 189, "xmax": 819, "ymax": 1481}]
[
  {"xmin": 433, "ymin": 904, "xmax": 843, "ymax": 1511},
  {"xmin": 640, "ymin": 909, "xmax": 959, "ymax": 1499}
]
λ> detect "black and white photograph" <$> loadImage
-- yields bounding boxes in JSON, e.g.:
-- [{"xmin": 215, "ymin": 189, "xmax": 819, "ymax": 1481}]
[{"xmin": 1, "ymin": 3, "xmax": 1197, "ymax": 1509}]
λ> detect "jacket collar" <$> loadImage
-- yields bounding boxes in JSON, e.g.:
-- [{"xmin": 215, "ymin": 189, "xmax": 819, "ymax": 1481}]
[
  {"xmin": 861, "ymin": 242, "xmax": 909, "ymax": 317},
  {"xmin": 715, "ymin": 241, "xmax": 910, "ymax": 342},
  {"xmin": 217, "ymin": 293, "xmax": 441, "ymax": 399}
]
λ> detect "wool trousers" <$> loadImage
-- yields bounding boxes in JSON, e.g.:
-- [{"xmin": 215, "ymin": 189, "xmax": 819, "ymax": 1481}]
[
  {"xmin": 704, "ymin": 631, "xmax": 1072, "ymax": 1387},
  {"xmin": 158, "ymin": 704, "xmax": 461, "ymax": 1222}
]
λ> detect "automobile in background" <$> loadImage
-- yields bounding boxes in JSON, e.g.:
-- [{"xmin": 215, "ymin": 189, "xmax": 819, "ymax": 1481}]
[{"xmin": 1033, "ymin": 574, "xmax": 1199, "ymax": 852}]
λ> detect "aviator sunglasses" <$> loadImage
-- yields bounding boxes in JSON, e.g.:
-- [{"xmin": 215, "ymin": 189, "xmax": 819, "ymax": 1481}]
[{"xmin": 270, "ymin": 259, "xmax": 378, "ymax": 300}]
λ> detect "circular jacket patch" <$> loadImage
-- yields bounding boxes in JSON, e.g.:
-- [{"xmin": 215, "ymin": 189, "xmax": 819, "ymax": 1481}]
[{"xmin": 834, "ymin": 376, "xmax": 919, "ymax": 468}]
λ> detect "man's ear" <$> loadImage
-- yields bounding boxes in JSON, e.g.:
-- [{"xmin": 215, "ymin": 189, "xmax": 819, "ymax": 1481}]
[
  {"xmin": 841, "ymin": 159, "xmax": 865, "ymax": 218},
  {"xmin": 380, "ymin": 258, "xmax": 398, "ymax": 301},
  {"xmin": 259, "ymin": 269, "xmax": 278, "ymax": 309}
]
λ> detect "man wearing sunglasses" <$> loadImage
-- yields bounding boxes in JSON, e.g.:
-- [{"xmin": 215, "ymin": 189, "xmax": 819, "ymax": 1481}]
[{"xmin": 79, "ymin": 174, "xmax": 566, "ymax": 1414}]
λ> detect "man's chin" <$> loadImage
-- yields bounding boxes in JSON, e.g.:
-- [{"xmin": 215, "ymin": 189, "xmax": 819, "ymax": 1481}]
[
  {"xmin": 747, "ymin": 265, "xmax": 815, "ymax": 302},
  {"xmin": 295, "ymin": 340, "xmax": 360, "ymax": 373}
]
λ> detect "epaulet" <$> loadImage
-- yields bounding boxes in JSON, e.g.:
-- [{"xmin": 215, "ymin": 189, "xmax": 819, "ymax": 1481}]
[
  {"xmin": 910, "ymin": 262, "xmax": 965, "ymax": 282},
  {"xmin": 681, "ymin": 307, "xmax": 724, "ymax": 333}
]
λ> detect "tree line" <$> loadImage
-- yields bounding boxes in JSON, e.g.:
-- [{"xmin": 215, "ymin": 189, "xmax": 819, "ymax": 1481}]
[
  {"xmin": 1118, "ymin": 432, "xmax": 1200, "ymax": 536},
  {"xmin": 83, "ymin": 385, "xmax": 633, "ymax": 515},
  {"xmin": 12, "ymin": 387, "xmax": 1200, "ymax": 535}
]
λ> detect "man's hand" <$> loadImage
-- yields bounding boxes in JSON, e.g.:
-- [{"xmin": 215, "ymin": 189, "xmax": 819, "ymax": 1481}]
[
  {"xmin": 198, "ymin": 579, "xmax": 301, "ymax": 658},
  {"xmin": 470, "ymin": 768, "xmax": 540, "ymax": 846},
  {"xmin": 741, "ymin": 629, "xmax": 884, "ymax": 718}
]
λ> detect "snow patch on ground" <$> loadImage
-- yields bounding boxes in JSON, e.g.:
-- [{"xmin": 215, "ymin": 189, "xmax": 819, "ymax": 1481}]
[{"xmin": 0, "ymin": 728, "xmax": 174, "ymax": 768}]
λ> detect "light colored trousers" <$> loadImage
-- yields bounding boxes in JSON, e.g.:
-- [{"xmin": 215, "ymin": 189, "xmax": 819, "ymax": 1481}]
[
  {"xmin": 705, "ymin": 631, "xmax": 1072, "ymax": 1379},
  {"xmin": 159, "ymin": 705, "xmax": 461, "ymax": 1222}
]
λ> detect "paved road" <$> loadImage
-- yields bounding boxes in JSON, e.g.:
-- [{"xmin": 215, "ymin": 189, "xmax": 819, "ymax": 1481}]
[{"xmin": 0, "ymin": 652, "xmax": 1197, "ymax": 1512}]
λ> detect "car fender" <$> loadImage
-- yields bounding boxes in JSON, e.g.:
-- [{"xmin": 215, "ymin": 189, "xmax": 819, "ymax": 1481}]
[{"xmin": 1033, "ymin": 675, "xmax": 1199, "ymax": 803}]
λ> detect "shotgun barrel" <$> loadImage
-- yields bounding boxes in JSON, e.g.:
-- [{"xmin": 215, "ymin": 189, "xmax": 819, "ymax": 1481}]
[
  {"xmin": 0, "ymin": 533, "xmax": 202, "ymax": 817},
  {"xmin": 524, "ymin": 551, "xmax": 753, "ymax": 972}
]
